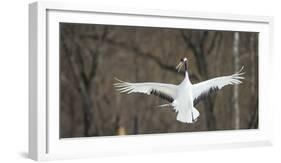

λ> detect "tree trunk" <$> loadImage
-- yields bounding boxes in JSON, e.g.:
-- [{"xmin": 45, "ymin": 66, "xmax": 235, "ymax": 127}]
[
  {"xmin": 248, "ymin": 33, "xmax": 258, "ymax": 129},
  {"xmin": 233, "ymin": 32, "xmax": 240, "ymax": 129},
  {"xmin": 203, "ymin": 98, "xmax": 216, "ymax": 130}
]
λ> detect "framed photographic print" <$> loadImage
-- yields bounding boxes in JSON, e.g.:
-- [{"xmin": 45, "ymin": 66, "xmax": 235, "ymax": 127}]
[{"xmin": 29, "ymin": 1, "xmax": 273, "ymax": 161}]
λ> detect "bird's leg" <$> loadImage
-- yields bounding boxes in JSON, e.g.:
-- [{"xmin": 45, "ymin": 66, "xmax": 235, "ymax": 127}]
[
  {"xmin": 191, "ymin": 112, "xmax": 194, "ymax": 122},
  {"xmin": 156, "ymin": 103, "xmax": 172, "ymax": 108}
]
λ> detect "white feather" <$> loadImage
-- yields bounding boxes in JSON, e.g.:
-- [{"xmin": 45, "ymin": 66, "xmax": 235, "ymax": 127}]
[
  {"xmin": 114, "ymin": 77, "xmax": 177, "ymax": 98},
  {"xmin": 114, "ymin": 65, "xmax": 244, "ymax": 124},
  {"xmin": 192, "ymin": 67, "xmax": 245, "ymax": 102}
]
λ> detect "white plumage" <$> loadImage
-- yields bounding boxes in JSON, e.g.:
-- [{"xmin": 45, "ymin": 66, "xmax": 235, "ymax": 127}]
[{"xmin": 114, "ymin": 57, "xmax": 244, "ymax": 123}]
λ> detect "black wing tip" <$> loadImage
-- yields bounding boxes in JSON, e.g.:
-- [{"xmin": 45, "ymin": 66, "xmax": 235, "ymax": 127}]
[
  {"xmin": 193, "ymin": 86, "xmax": 219, "ymax": 106},
  {"xmin": 150, "ymin": 89, "xmax": 174, "ymax": 103}
]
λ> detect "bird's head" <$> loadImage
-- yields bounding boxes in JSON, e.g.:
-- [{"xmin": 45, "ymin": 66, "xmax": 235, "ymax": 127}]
[{"xmin": 176, "ymin": 57, "xmax": 188, "ymax": 72}]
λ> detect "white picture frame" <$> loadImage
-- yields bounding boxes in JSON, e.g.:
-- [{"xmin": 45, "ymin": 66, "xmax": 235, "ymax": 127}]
[{"xmin": 29, "ymin": 1, "xmax": 274, "ymax": 161}]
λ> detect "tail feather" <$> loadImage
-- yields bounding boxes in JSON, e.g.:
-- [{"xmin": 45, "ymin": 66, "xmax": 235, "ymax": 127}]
[{"xmin": 176, "ymin": 107, "xmax": 200, "ymax": 123}]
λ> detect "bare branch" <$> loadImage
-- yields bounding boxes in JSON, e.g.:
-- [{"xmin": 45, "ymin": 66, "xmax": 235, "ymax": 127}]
[
  {"xmin": 81, "ymin": 34, "xmax": 200, "ymax": 81},
  {"xmin": 180, "ymin": 30, "xmax": 208, "ymax": 78},
  {"xmin": 89, "ymin": 27, "xmax": 109, "ymax": 80},
  {"xmin": 199, "ymin": 31, "xmax": 209, "ymax": 52},
  {"xmin": 181, "ymin": 30, "xmax": 199, "ymax": 56},
  {"xmin": 207, "ymin": 32, "xmax": 219, "ymax": 54}
]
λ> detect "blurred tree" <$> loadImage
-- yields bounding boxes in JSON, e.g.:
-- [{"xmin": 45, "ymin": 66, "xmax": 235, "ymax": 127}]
[
  {"xmin": 60, "ymin": 24, "xmax": 108, "ymax": 136},
  {"xmin": 60, "ymin": 23, "xmax": 259, "ymax": 138},
  {"xmin": 232, "ymin": 32, "xmax": 240, "ymax": 129}
]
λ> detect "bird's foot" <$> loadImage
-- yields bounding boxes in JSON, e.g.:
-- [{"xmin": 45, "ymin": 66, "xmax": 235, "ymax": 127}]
[{"xmin": 192, "ymin": 117, "xmax": 199, "ymax": 123}]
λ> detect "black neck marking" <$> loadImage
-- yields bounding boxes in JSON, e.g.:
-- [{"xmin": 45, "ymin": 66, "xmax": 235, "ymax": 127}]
[{"xmin": 184, "ymin": 62, "xmax": 187, "ymax": 72}]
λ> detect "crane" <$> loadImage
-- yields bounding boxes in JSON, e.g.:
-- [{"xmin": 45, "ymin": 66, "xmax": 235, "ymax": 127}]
[{"xmin": 114, "ymin": 57, "xmax": 244, "ymax": 123}]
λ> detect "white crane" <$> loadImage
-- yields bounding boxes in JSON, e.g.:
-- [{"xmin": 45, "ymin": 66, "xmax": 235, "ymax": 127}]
[{"xmin": 114, "ymin": 57, "xmax": 244, "ymax": 123}]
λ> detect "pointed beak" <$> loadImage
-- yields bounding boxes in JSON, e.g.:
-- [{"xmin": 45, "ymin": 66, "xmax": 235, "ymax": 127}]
[{"xmin": 176, "ymin": 61, "xmax": 184, "ymax": 72}]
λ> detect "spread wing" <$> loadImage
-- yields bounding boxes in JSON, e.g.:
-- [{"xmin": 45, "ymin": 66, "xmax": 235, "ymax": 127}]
[
  {"xmin": 192, "ymin": 67, "xmax": 244, "ymax": 106},
  {"xmin": 114, "ymin": 78, "xmax": 177, "ymax": 103}
]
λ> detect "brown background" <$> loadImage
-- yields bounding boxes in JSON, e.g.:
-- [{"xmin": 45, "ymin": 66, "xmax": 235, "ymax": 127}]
[{"xmin": 59, "ymin": 23, "xmax": 258, "ymax": 138}]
